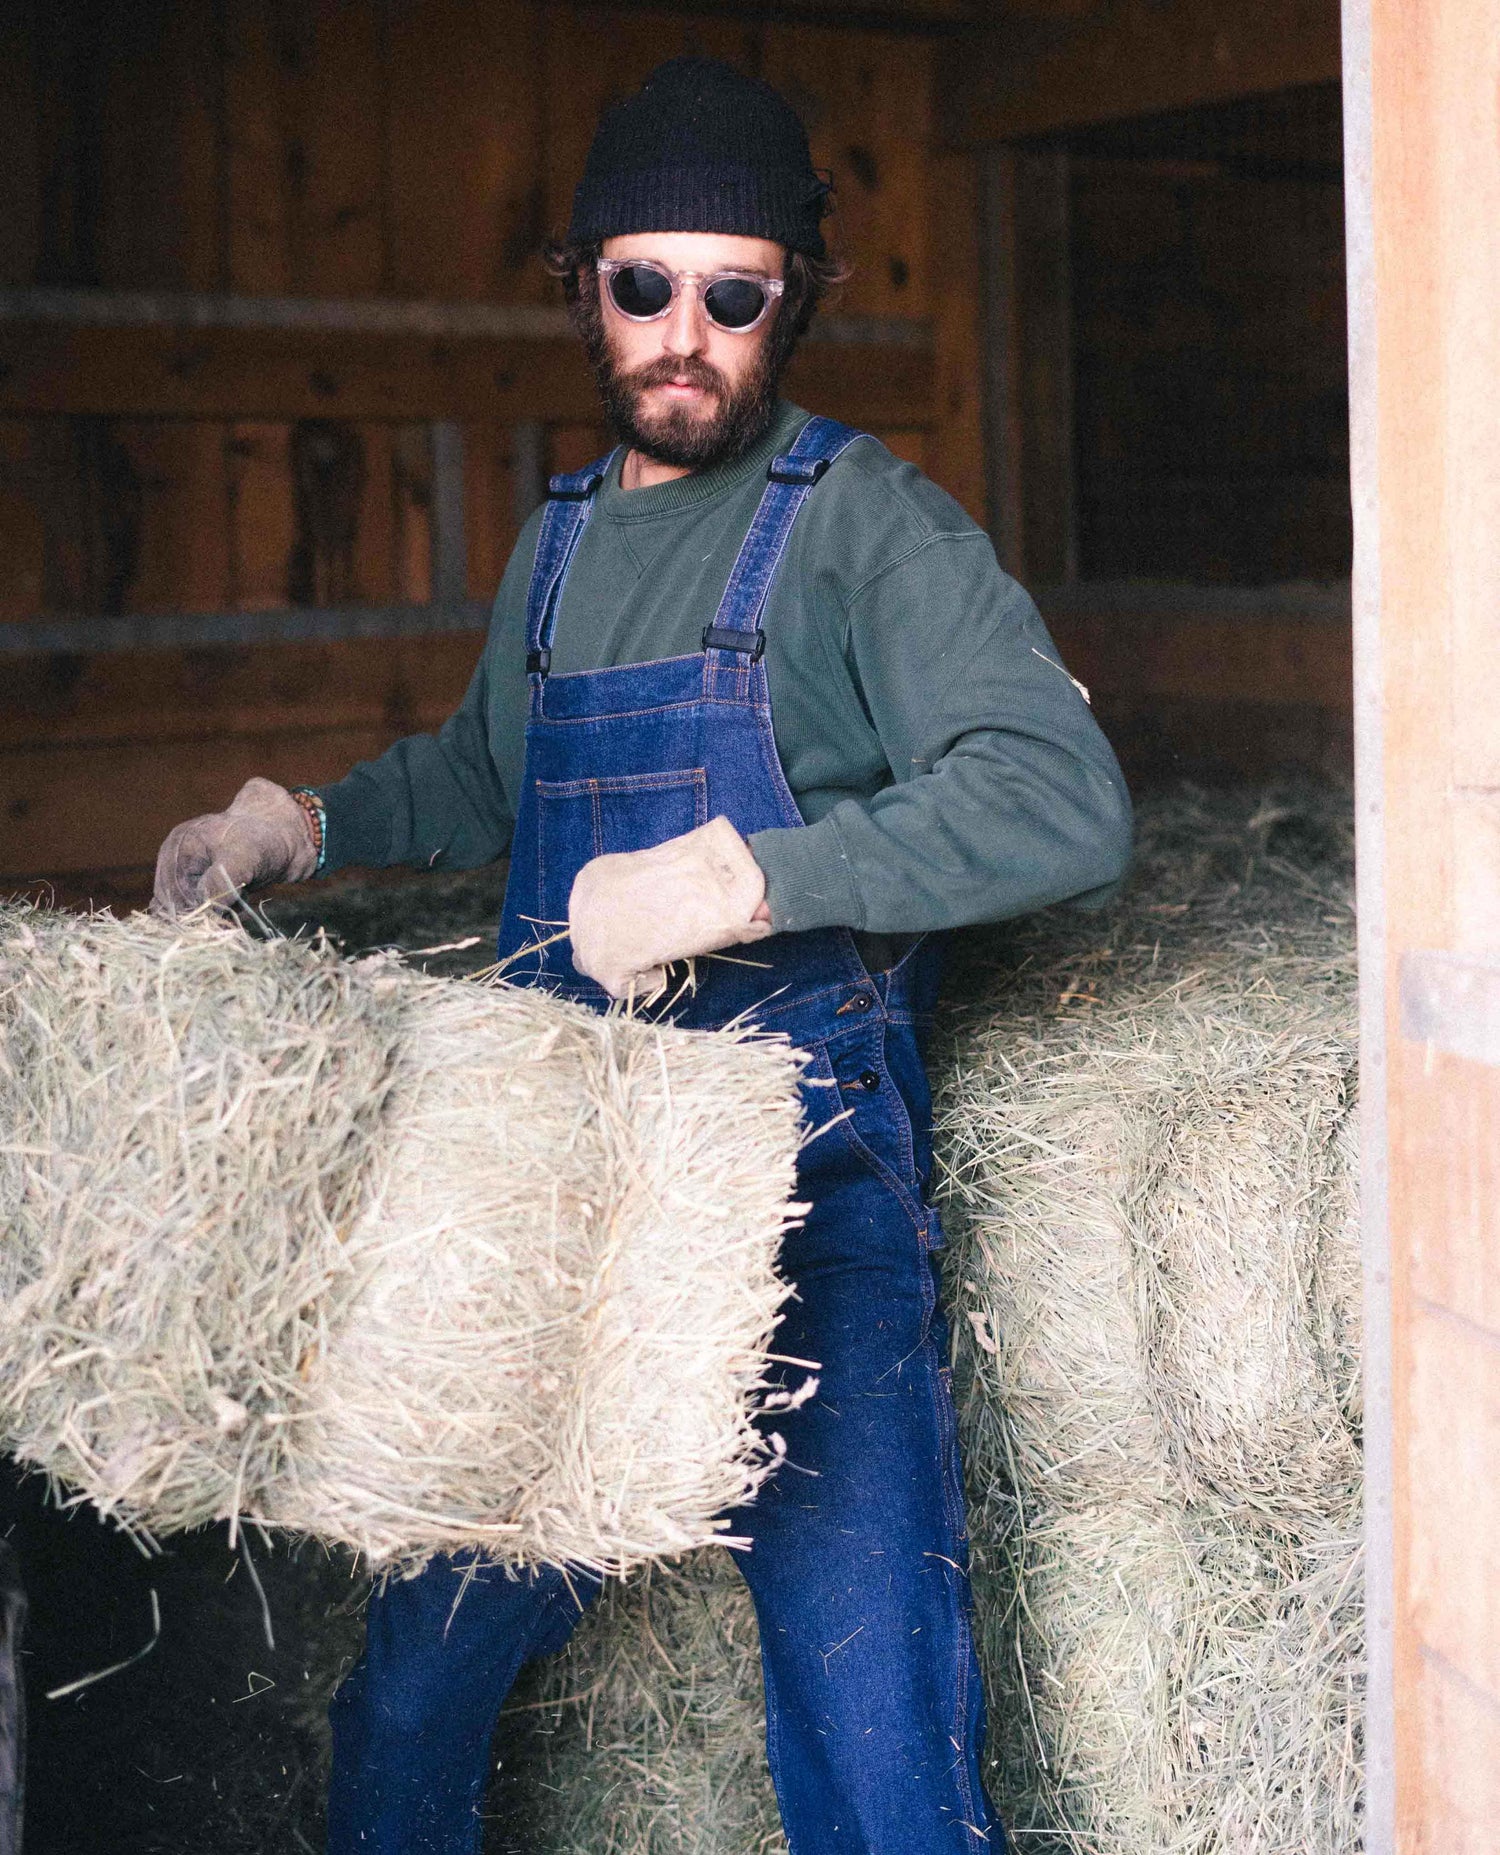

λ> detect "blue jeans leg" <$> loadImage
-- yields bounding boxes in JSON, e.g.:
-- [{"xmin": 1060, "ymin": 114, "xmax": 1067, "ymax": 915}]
[
  {"xmin": 326, "ymin": 1556, "xmax": 602, "ymax": 1854},
  {"xmin": 725, "ymin": 1161, "xmax": 1003, "ymax": 1854}
]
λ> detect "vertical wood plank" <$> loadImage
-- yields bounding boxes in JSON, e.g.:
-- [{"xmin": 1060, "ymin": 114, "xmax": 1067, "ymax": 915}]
[
  {"xmin": 95, "ymin": 0, "xmax": 190, "ymax": 289},
  {"xmin": 509, "ymin": 419, "xmax": 548, "ymax": 544},
  {"xmin": 117, "ymin": 421, "xmax": 231, "ymax": 613},
  {"xmin": 278, "ymin": 0, "xmax": 387, "ymax": 296},
  {"xmin": 978, "ymin": 145, "xmax": 1026, "ymax": 574},
  {"xmin": 225, "ymin": 421, "xmax": 295, "ymax": 609},
  {"xmin": 430, "ymin": 419, "xmax": 468, "ymax": 606},
  {"xmin": 0, "ymin": 422, "xmax": 44, "ymax": 618},
  {"xmin": 0, "ymin": 8, "xmax": 41, "ymax": 285},
  {"xmin": 174, "ymin": 1, "xmax": 229, "ymax": 290},
  {"xmin": 1015, "ymin": 147, "xmax": 1077, "ymax": 583},
  {"xmin": 1352, "ymin": 0, "xmax": 1500, "ymax": 1847},
  {"xmin": 926, "ymin": 145, "xmax": 986, "ymax": 525},
  {"xmin": 220, "ymin": 0, "xmax": 292, "ymax": 294},
  {"xmin": 385, "ymin": 0, "xmax": 548, "ymax": 302},
  {"xmin": 760, "ymin": 24, "xmax": 930, "ymax": 321},
  {"xmin": 391, "ymin": 423, "xmax": 433, "ymax": 605},
  {"xmin": 461, "ymin": 424, "xmax": 513, "ymax": 603},
  {"xmin": 33, "ymin": 0, "xmax": 104, "ymax": 287}
]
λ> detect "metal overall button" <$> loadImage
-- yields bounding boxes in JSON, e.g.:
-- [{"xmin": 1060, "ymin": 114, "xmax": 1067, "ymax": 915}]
[
  {"xmin": 836, "ymin": 991, "xmax": 874, "ymax": 1015},
  {"xmin": 840, "ymin": 1069, "xmax": 882, "ymax": 1092}
]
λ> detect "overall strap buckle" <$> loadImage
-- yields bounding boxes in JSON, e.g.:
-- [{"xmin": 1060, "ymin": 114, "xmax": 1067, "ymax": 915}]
[
  {"xmin": 767, "ymin": 453, "xmax": 832, "ymax": 486},
  {"xmin": 702, "ymin": 625, "xmax": 766, "ymax": 662},
  {"xmin": 547, "ymin": 464, "xmax": 607, "ymax": 500},
  {"xmin": 701, "ymin": 418, "xmax": 864, "ymax": 666},
  {"xmin": 526, "ymin": 648, "xmax": 552, "ymax": 676}
]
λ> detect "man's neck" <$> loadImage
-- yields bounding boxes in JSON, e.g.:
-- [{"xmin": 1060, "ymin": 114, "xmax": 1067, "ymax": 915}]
[{"xmin": 619, "ymin": 448, "xmax": 693, "ymax": 492}]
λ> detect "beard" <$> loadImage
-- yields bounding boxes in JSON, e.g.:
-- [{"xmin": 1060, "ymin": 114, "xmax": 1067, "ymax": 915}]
[{"xmin": 576, "ymin": 283, "xmax": 782, "ymax": 472}]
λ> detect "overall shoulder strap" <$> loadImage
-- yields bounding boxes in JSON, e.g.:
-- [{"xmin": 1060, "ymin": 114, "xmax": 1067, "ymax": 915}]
[
  {"xmin": 702, "ymin": 416, "xmax": 865, "ymax": 660},
  {"xmin": 525, "ymin": 452, "xmax": 617, "ymax": 675}
]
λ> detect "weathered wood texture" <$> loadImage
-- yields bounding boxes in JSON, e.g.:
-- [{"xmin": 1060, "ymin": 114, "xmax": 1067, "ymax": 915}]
[
  {"xmin": 0, "ymin": 2, "xmax": 974, "ymax": 631},
  {"xmin": 1040, "ymin": 584, "xmax": 1352, "ymax": 780},
  {"xmin": 939, "ymin": 0, "xmax": 1342, "ymax": 144},
  {"xmin": 0, "ymin": 3, "xmax": 995, "ymax": 886},
  {"xmin": 0, "ymin": 634, "xmax": 481, "ymax": 881},
  {"xmin": 1349, "ymin": 0, "xmax": 1500, "ymax": 1842},
  {"xmin": 0, "ymin": 585, "xmax": 1351, "ymax": 880}
]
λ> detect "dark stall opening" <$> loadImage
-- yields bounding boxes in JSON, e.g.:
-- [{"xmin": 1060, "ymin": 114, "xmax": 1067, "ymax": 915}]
[{"xmin": 994, "ymin": 82, "xmax": 1353, "ymax": 786}]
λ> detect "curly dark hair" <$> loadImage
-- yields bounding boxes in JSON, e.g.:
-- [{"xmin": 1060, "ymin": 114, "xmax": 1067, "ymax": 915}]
[{"xmin": 543, "ymin": 238, "xmax": 850, "ymax": 377}]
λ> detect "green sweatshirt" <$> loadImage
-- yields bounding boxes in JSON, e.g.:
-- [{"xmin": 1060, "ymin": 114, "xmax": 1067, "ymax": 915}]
[{"xmin": 316, "ymin": 400, "xmax": 1132, "ymax": 933}]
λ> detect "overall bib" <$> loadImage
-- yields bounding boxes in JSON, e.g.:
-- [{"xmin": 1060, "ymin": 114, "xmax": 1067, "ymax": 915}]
[{"xmin": 327, "ymin": 418, "xmax": 1003, "ymax": 1855}]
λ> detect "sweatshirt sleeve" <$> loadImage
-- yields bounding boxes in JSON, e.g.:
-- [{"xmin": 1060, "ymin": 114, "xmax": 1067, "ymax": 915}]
[
  {"xmin": 310, "ymin": 637, "xmax": 513, "ymax": 875},
  {"xmin": 308, "ymin": 512, "xmax": 544, "ymax": 874},
  {"xmin": 749, "ymin": 533, "xmax": 1133, "ymax": 934}
]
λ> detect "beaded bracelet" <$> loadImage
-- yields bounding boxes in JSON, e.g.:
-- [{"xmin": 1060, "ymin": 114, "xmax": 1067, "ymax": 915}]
[{"xmin": 289, "ymin": 787, "xmax": 328, "ymax": 876}]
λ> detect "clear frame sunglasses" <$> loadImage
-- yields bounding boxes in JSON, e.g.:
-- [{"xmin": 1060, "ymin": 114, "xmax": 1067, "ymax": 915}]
[{"xmin": 596, "ymin": 257, "xmax": 786, "ymax": 333}]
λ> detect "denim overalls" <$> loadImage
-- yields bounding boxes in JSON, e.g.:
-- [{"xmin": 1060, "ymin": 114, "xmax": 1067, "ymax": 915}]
[{"xmin": 327, "ymin": 417, "xmax": 1003, "ymax": 1854}]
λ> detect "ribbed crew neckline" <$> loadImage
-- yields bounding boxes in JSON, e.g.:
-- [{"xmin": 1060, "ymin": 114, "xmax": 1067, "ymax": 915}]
[{"xmin": 597, "ymin": 399, "xmax": 810, "ymax": 522}]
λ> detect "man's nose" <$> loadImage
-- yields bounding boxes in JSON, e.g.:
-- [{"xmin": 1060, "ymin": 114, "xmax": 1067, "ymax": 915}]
[{"xmin": 660, "ymin": 279, "xmax": 709, "ymax": 357}]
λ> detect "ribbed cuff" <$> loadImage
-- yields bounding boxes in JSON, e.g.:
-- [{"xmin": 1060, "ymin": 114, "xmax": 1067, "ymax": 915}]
[
  {"xmin": 311, "ymin": 776, "xmax": 394, "ymax": 877},
  {"xmin": 749, "ymin": 821, "xmax": 863, "ymax": 934}
]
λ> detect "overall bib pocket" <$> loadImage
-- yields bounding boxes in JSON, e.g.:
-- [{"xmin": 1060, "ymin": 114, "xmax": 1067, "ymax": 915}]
[{"xmin": 536, "ymin": 768, "xmax": 708, "ymax": 930}]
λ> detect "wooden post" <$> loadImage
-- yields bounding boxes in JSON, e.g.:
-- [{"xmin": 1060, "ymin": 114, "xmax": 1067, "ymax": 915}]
[
  {"xmin": 977, "ymin": 145, "xmax": 1025, "ymax": 574},
  {"xmin": 429, "ymin": 419, "xmax": 467, "ymax": 608},
  {"xmin": 1014, "ymin": 148, "xmax": 1078, "ymax": 585},
  {"xmin": 1345, "ymin": 0, "xmax": 1500, "ymax": 1846}
]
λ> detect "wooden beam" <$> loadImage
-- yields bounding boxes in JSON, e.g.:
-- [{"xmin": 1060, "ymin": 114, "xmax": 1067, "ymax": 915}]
[
  {"xmin": 939, "ymin": 0, "xmax": 1342, "ymax": 144},
  {"xmin": 0, "ymin": 319, "xmax": 935, "ymax": 430},
  {"xmin": 976, "ymin": 146, "xmax": 1025, "ymax": 571},
  {"xmin": 1345, "ymin": 0, "xmax": 1500, "ymax": 1845},
  {"xmin": 925, "ymin": 146, "xmax": 987, "ymax": 524},
  {"xmin": 0, "ymin": 631, "xmax": 480, "ymax": 879},
  {"xmin": 1014, "ymin": 149, "xmax": 1077, "ymax": 582},
  {"xmin": 1037, "ymin": 584, "xmax": 1352, "ymax": 708}
]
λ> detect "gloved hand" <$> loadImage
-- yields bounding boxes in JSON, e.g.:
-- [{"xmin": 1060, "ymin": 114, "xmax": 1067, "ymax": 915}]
[
  {"xmin": 569, "ymin": 815, "xmax": 773, "ymax": 1000},
  {"xmin": 152, "ymin": 777, "xmax": 319, "ymax": 919}
]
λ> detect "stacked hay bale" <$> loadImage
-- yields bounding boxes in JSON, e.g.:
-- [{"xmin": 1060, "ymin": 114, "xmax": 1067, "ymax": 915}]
[
  {"xmin": 0, "ymin": 905, "xmax": 809, "ymax": 1577},
  {"xmin": 506, "ymin": 785, "xmax": 1362, "ymax": 1855},
  {"xmin": 934, "ymin": 786, "xmax": 1361, "ymax": 1854}
]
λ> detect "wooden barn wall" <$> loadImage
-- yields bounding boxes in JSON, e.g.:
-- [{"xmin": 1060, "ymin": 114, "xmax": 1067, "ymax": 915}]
[{"xmin": 0, "ymin": 1, "xmax": 981, "ymax": 890}]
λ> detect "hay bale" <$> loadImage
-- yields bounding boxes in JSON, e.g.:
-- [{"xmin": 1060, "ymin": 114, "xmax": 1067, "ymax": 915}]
[
  {"xmin": 975, "ymin": 1499, "xmax": 1363, "ymax": 1854},
  {"xmin": 509, "ymin": 1553, "xmax": 785, "ymax": 1855},
  {"xmin": 931, "ymin": 784, "xmax": 1364, "ymax": 1852},
  {"xmin": 939, "ymin": 970, "xmax": 1360, "ymax": 1530},
  {"xmin": 935, "ymin": 785, "xmax": 1361, "ymax": 1529},
  {"xmin": 0, "ymin": 903, "xmax": 808, "ymax": 1575}
]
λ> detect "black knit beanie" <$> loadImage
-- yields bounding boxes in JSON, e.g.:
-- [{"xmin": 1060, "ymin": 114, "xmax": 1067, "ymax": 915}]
[{"xmin": 568, "ymin": 57, "xmax": 830, "ymax": 259}]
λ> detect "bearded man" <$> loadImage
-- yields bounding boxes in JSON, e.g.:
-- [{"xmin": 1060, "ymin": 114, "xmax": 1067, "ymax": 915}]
[{"xmin": 155, "ymin": 56, "xmax": 1131, "ymax": 1855}]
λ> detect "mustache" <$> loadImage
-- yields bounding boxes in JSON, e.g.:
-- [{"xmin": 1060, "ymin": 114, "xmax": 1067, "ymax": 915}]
[{"xmin": 621, "ymin": 353, "xmax": 728, "ymax": 396}]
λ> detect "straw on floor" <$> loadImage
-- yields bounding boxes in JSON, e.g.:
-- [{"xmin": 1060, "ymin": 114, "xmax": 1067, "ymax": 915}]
[
  {"xmin": 499, "ymin": 784, "xmax": 1363, "ymax": 1855},
  {"xmin": 0, "ymin": 903, "xmax": 810, "ymax": 1576}
]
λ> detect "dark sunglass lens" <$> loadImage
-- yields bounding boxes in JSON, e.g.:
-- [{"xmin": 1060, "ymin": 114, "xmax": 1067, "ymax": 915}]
[
  {"xmin": 608, "ymin": 264, "xmax": 673, "ymax": 318},
  {"xmin": 703, "ymin": 277, "xmax": 768, "ymax": 329}
]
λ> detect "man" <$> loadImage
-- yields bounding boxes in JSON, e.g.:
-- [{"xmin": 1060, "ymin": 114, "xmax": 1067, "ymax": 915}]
[{"xmin": 156, "ymin": 57, "xmax": 1131, "ymax": 1855}]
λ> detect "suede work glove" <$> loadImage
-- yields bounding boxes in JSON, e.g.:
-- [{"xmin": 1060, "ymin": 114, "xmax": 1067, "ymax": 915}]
[
  {"xmin": 568, "ymin": 816, "xmax": 773, "ymax": 1000},
  {"xmin": 152, "ymin": 777, "xmax": 320, "ymax": 919}
]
